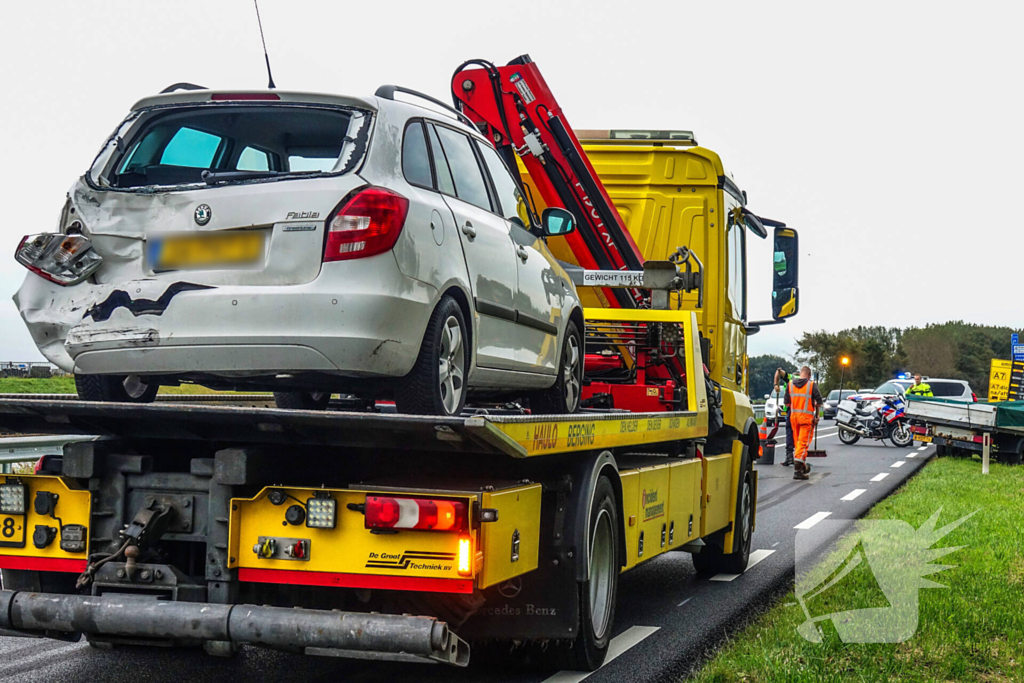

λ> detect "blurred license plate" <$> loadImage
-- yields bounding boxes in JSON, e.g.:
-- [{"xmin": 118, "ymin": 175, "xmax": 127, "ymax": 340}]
[
  {"xmin": 150, "ymin": 232, "xmax": 263, "ymax": 270},
  {"xmin": 913, "ymin": 434, "xmax": 932, "ymax": 443}
]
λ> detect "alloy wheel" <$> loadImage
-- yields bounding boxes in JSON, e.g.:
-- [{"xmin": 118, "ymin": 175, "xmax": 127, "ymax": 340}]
[
  {"xmin": 564, "ymin": 333, "xmax": 581, "ymax": 411},
  {"xmin": 437, "ymin": 316, "xmax": 465, "ymax": 415}
]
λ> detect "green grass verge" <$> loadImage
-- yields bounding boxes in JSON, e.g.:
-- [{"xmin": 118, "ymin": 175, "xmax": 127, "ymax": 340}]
[
  {"xmin": 692, "ymin": 458, "xmax": 1024, "ymax": 682},
  {"xmin": 0, "ymin": 377, "xmax": 248, "ymax": 395}
]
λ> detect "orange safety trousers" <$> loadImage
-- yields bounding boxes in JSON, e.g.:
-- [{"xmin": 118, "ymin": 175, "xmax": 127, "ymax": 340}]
[{"xmin": 791, "ymin": 412, "xmax": 816, "ymax": 462}]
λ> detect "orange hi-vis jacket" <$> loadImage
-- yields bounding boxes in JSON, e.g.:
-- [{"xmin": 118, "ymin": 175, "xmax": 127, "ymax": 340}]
[{"xmin": 788, "ymin": 379, "xmax": 817, "ymax": 416}]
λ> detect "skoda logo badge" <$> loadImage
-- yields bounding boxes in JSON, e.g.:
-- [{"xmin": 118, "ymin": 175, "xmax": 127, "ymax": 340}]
[{"xmin": 194, "ymin": 204, "xmax": 212, "ymax": 226}]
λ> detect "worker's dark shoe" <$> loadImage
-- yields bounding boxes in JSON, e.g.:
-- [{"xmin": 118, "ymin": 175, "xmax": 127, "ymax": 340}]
[
  {"xmin": 793, "ymin": 461, "xmax": 809, "ymax": 480},
  {"xmin": 782, "ymin": 452, "xmax": 794, "ymax": 467}
]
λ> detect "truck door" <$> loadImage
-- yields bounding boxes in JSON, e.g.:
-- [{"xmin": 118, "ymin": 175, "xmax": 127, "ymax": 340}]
[
  {"xmin": 428, "ymin": 123, "xmax": 519, "ymax": 370},
  {"xmin": 475, "ymin": 141, "xmax": 562, "ymax": 373}
]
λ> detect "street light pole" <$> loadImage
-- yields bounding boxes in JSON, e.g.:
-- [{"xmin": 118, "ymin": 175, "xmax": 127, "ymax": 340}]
[{"xmin": 839, "ymin": 356, "xmax": 850, "ymax": 404}]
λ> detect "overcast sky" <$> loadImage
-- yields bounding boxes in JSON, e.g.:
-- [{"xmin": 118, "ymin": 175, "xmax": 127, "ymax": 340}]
[{"xmin": 1, "ymin": 0, "xmax": 1021, "ymax": 362}]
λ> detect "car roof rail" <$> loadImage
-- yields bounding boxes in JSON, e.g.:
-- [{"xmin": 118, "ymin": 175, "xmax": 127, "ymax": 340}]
[
  {"xmin": 160, "ymin": 82, "xmax": 208, "ymax": 94},
  {"xmin": 375, "ymin": 85, "xmax": 475, "ymax": 128}
]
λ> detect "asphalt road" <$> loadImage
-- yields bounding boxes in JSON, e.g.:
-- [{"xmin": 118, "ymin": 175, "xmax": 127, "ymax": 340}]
[{"xmin": 0, "ymin": 424, "xmax": 934, "ymax": 682}]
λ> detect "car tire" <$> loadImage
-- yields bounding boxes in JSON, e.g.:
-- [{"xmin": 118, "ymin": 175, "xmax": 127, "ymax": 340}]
[
  {"xmin": 75, "ymin": 374, "xmax": 158, "ymax": 403},
  {"xmin": 693, "ymin": 446, "xmax": 754, "ymax": 576},
  {"xmin": 529, "ymin": 321, "xmax": 582, "ymax": 415},
  {"xmin": 395, "ymin": 295, "xmax": 467, "ymax": 416},
  {"xmin": 890, "ymin": 423, "xmax": 913, "ymax": 447},
  {"xmin": 550, "ymin": 476, "xmax": 619, "ymax": 671},
  {"xmin": 273, "ymin": 392, "xmax": 331, "ymax": 410}
]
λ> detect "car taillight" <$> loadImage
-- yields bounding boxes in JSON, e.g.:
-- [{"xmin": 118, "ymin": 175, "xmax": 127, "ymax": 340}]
[
  {"xmin": 971, "ymin": 392, "xmax": 977, "ymax": 402},
  {"xmin": 363, "ymin": 495, "xmax": 467, "ymax": 531},
  {"xmin": 15, "ymin": 233, "xmax": 103, "ymax": 285},
  {"xmin": 324, "ymin": 187, "xmax": 409, "ymax": 262}
]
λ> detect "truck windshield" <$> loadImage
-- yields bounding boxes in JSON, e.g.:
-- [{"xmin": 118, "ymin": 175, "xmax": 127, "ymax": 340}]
[{"xmin": 92, "ymin": 105, "xmax": 366, "ymax": 189}]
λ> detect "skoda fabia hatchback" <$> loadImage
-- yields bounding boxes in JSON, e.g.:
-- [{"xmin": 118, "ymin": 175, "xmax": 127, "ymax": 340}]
[{"xmin": 14, "ymin": 86, "xmax": 584, "ymax": 416}]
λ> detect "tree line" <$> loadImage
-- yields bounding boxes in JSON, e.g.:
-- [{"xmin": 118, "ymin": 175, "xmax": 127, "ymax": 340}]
[{"xmin": 748, "ymin": 322, "xmax": 1017, "ymax": 398}]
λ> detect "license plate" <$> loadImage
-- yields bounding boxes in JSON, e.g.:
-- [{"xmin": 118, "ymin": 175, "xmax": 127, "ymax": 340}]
[
  {"xmin": 913, "ymin": 434, "xmax": 932, "ymax": 443},
  {"xmin": 150, "ymin": 232, "xmax": 264, "ymax": 270}
]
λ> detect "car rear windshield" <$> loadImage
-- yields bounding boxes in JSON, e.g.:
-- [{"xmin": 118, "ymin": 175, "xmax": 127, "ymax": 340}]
[
  {"xmin": 95, "ymin": 105, "xmax": 366, "ymax": 189},
  {"xmin": 930, "ymin": 381, "xmax": 967, "ymax": 397}
]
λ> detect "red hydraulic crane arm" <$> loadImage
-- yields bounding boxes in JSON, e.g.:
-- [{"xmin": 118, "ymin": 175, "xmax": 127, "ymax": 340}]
[{"xmin": 451, "ymin": 55, "xmax": 645, "ymax": 309}]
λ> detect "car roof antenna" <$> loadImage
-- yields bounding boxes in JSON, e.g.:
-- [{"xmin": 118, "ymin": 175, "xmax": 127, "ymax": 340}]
[{"xmin": 253, "ymin": 0, "xmax": 276, "ymax": 89}]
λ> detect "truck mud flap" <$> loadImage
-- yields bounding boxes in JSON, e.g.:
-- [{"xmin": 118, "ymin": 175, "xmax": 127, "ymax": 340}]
[{"xmin": 0, "ymin": 590, "xmax": 469, "ymax": 666}]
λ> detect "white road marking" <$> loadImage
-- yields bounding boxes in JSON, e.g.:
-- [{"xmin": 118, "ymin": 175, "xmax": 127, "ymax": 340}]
[
  {"xmin": 840, "ymin": 489, "xmax": 866, "ymax": 501},
  {"xmin": 542, "ymin": 626, "xmax": 660, "ymax": 683},
  {"xmin": 772, "ymin": 541, "xmax": 780, "ymax": 547},
  {"xmin": 871, "ymin": 473, "xmax": 890, "ymax": 482},
  {"xmin": 891, "ymin": 461, "xmax": 906, "ymax": 468},
  {"xmin": 677, "ymin": 597, "xmax": 692, "ymax": 607},
  {"xmin": 710, "ymin": 549, "xmax": 776, "ymax": 582},
  {"xmin": 794, "ymin": 511, "xmax": 832, "ymax": 529},
  {"xmin": 906, "ymin": 453, "xmax": 917, "ymax": 458},
  {"xmin": 917, "ymin": 445, "xmax": 929, "ymax": 451}
]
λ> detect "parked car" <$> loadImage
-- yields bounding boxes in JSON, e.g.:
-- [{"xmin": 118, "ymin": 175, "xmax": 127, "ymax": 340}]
[
  {"xmin": 764, "ymin": 388, "xmax": 784, "ymax": 421},
  {"xmin": 852, "ymin": 378, "xmax": 976, "ymax": 403},
  {"xmin": 13, "ymin": 86, "xmax": 585, "ymax": 416},
  {"xmin": 822, "ymin": 389, "xmax": 860, "ymax": 419}
]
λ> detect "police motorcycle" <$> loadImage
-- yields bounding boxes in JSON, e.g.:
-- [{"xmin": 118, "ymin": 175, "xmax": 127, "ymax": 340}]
[{"xmin": 835, "ymin": 390, "xmax": 913, "ymax": 447}]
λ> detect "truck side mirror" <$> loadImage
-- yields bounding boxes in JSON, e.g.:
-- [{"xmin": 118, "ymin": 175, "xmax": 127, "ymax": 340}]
[
  {"xmin": 772, "ymin": 227, "xmax": 799, "ymax": 320},
  {"xmin": 541, "ymin": 208, "xmax": 576, "ymax": 237}
]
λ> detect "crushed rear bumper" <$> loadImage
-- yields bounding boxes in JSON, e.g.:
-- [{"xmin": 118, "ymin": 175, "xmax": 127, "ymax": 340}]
[{"xmin": 0, "ymin": 590, "xmax": 468, "ymax": 666}]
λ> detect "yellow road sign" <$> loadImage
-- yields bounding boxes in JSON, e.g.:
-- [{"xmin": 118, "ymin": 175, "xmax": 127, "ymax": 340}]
[{"xmin": 989, "ymin": 359, "xmax": 1012, "ymax": 402}]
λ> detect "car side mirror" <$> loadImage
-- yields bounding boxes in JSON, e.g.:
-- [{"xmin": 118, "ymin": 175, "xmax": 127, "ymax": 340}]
[
  {"xmin": 772, "ymin": 227, "xmax": 799, "ymax": 320},
  {"xmin": 541, "ymin": 208, "xmax": 576, "ymax": 237}
]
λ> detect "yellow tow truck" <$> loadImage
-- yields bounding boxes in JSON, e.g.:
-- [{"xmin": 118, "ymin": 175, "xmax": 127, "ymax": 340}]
[{"xmin": 0, "ymin": 71, "xmax": 799, "ymax": 671}]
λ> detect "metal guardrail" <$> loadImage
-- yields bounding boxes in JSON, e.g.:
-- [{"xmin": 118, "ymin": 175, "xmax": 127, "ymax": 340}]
[{"xmin": 753, "ymin": 405, "xmax": 765, "ymax": 422}]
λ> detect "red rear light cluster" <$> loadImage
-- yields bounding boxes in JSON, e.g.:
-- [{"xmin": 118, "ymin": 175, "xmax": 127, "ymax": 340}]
[
  {"xmin": 971, "ymin": 392, "xmax": 978, "ymax": 402},
  {"xmin": 324, "ymin": 188, "xmax": 410, "ymax": 262},
  {"xmin": 364, "ymin": 495, "xmax": 467, "ymax": 531}
]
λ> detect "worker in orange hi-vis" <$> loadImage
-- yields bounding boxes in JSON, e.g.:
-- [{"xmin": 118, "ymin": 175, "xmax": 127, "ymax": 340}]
[{"xmin": 785, "ymin": 366, "xmax": 824, "ymax": 481}]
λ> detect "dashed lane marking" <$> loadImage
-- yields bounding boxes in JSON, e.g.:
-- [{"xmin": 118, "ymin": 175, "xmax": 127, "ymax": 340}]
[
  {"xmin": 841, "ymin": 489, "xmax": 866, "ymax": 501},
  {"xmin": 710, "ymin": 549, "xmax": 776, "ymax": 582},
  {"xmin": 542, "ymin": 626, "xmax": 661, "ymax": 683},
  {"xmin": 907, "ymin": 453, "xmax": 917, "ymax": 458},
  {"xmin": 772, "ymin": 541, "xmax": 780, "ymax": 547},
  {"xmin": 891, "ymin": 461, "xmax": 906, "ymax": 468},
  {"xmin": 677, "ymin": 597, "xmax": 692, "ymax": 607},
  {"xmin": 794, "ymin": 511, "xmax": 832, "ymax": 530},
  {"xmin": 917, "ymin": 445, "xmax": 929, "ymax": 451},
  {"xmin": 871, "ymin": 473, "xmax": 890, "ymax": 482}
]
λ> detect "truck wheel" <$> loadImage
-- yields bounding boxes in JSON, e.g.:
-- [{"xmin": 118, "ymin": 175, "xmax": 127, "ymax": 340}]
[
  {"xmin": 554, "ymin": 476, "xmax": 619, "ymax": 671},
  {"xmin": 273, "ymin": 392, "xmax": 331, "ymax": 410},
  {"xmin": 838, "ymin": 427, "xmax": 860, "ymax": 445},
  {"xmin": 693, "ymin": 450, "xmax": 754, "ymax": 576},
  {"xmin": 395, "ymin": 296, "xmax": 467, "ymax": 416},
  {"xmin": 75, "ymin": 374, "xmax": 158, "ymax": 403},
  {"xmin": 530, "ymin": 321, "xmax": 582, "ymax": 414}
]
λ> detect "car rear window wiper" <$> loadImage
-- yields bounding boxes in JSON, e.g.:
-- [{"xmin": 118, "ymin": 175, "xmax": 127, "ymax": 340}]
[{"xmin": 202, "ymin": 169, "xmax": 283, "ymax": 185}]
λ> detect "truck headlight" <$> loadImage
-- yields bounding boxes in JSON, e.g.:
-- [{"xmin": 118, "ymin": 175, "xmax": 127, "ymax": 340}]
[
  {"xmin": 306, "ymin": 496, "xmax": 336, "ymax": 529},
  {"xmin": 0, "ymin": 483, "xmax": 27, "ymax": 515}
]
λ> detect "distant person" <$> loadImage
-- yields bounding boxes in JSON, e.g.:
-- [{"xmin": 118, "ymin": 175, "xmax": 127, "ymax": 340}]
[
  {"xmin": 906, "ymin": 374, "xmax": 933, "ymax": 397},
  {"xmin": 785, "ymin": 366, "xmax": 823, "ymax": 481},
  {"xmin": 773, "ymin": 367, "xmax": 795, "ymax": 466}
]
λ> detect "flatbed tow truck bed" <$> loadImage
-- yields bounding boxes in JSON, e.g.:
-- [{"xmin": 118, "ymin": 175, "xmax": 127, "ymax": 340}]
[{"xmin": 0, "ymin": 399, "xmax": 704, "ymax": 458}]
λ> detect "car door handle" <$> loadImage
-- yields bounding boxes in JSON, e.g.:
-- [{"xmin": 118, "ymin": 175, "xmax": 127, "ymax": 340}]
[
  {"xmin": 461, "ymin": 222, "xmax": 476, "ymax": 239},
  {"xmin": 517, "ymin": 246, "xmax": 529, "ymax": 262}
]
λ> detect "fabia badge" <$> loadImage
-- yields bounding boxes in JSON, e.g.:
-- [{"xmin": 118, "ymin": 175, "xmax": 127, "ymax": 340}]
[{"xmin": 194, "ymin": 204, "xmax": 212, "ymax": 226}]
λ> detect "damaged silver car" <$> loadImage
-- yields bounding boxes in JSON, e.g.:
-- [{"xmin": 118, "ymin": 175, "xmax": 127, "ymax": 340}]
[{"xmin": 14, "ymin": 86, "xmax": 584, "ymax": 416}]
